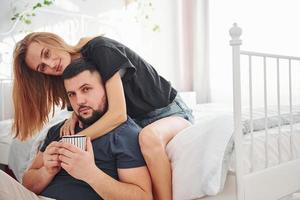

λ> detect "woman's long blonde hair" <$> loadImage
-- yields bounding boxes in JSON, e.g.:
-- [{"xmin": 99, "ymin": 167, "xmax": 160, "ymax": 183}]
[{"xmin": 13, "ymin": 32, "xmax": 92, "ymax": 140}]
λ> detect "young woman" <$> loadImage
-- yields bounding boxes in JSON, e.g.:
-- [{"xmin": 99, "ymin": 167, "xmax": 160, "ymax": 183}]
[{"xmin": 13, "ymin": 32, "xmax": 194, "ymax": 200}]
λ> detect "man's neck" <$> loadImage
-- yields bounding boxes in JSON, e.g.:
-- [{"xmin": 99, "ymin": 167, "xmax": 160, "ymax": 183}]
[
  {"xmin": 78, "ymin": 121, "xmax": 93, "ymax": 130},
  {"xmin": 79, "ymin": 121, "xmax": 84, "ymax": 129}
]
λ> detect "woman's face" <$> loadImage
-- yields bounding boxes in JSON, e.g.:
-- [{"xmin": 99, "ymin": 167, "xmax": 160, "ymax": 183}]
[{"xmin": 25, "ymin": 41, "xmax": 72, "ymax": 76}]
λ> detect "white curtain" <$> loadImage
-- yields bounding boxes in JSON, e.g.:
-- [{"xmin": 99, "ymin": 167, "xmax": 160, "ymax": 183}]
[{"xmin": 177, "ymin": 0, "xmax": 210, "ymax": 103}]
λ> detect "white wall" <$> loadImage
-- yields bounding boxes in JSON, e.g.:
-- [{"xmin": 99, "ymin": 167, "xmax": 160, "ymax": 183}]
[
  {"xmin": 210, "ymin": 0, "xmax": 300, "ymax": 106},
  {"xmin": 134, "ymin": 0, "xmax": 179, "ymax": 88},
  {"xmin": 0, "ymin": 0, "xmax": 180, "ymax": 88}
]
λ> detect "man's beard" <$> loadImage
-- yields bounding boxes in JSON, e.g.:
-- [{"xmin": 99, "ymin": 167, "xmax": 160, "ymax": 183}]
[{"xmin": 78, "ymin": 108, "xmax": 105, "ymax": 127}]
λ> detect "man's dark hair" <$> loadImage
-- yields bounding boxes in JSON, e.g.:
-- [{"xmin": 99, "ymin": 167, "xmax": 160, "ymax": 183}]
[{"xmin": 62, "ymin": 58, "xmax": 97, "ymax": 80}]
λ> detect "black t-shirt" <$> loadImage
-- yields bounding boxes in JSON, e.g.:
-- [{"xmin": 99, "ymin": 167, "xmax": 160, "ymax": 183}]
[
  {"xmin": 40, "ymin": 117, "xmax": 145, "ymax": 200},
  {"xmin": 80, "ymin": 36, "xmax": 177, "ymax": 118}
]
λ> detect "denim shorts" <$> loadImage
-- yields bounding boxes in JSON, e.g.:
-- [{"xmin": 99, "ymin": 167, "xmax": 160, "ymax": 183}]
[{"xmin": 133, "ymin": 94, "xmax": 194, "ymax": 128}]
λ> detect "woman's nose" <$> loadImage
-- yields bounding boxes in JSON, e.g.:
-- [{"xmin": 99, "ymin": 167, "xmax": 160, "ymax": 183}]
[
  {"xmin": 47, "ymin": 61, "xmax": 56, "ymax": 69},
  {"xmin": 42, "ymin": 59, "xmax": 55, "ymax": 69}
]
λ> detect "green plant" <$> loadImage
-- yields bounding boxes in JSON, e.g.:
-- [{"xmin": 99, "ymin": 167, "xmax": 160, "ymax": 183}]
[
  {"xmin": 134, "ymin": 0, "xmax": 160, "ymax": 32},
  {"xmin": 126, "ymin": 0, "xmax": 160, "ymax": 32},
  {"xmin": 11, "ymin": 0, "xmax": 55, "ymax": 25}
]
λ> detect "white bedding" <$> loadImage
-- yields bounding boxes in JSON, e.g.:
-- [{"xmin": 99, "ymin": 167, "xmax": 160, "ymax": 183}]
[
  {"xmin": 168, "ymin": 103, "xmax": 300, "ymax": 199},
  {"xmin": 166, "ymin": 114, "xmax": 234, "ymax": 200}
]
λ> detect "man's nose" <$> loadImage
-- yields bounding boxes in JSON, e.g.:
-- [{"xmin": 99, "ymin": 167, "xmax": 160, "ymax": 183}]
[{"xmin": 77, "ymin": 94, "xmax": 87, "ymax": 105}]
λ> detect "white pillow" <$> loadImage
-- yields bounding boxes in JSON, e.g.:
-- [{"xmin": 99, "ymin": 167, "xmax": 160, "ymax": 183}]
[{"xmin": 166, "ymin": 115, "xmax": 234, "ymax": 200}]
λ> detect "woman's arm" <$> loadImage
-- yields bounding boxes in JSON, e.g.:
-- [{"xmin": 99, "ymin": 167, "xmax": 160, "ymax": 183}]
[{"xmin": 78, "ymin": 71, "xmax": 127, "ymax": 140}]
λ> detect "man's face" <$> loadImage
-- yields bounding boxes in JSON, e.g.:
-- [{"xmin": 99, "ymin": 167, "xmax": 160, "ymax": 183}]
[{"xmin": 64, "ymin": 70, "xmax": 107, "ymax": 126}]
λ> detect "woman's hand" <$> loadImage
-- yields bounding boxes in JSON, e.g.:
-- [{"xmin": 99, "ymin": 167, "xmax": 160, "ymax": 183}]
[{"xmin": 60, "ymin": 112, "xmax": 78, "ymax": 136}]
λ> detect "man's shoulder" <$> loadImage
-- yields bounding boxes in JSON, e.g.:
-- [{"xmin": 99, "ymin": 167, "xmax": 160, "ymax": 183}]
[
  {"xmin": 40, "ymin": 120, "xmax": 66, "ymax": 152},
  {"xmin": 113, "ymin": 117, "xmax": 141, "ymax": 136},
  {"xmin": 106, "ymin": 117, "xmax": 141, "ymax": 145},
  {"xmin": 109, "ymin": 117, "xmax": 146, "ymax": 168},
  {"xmin": 48, "ymin": 120, "xmax": 66, "ymax": 135}
]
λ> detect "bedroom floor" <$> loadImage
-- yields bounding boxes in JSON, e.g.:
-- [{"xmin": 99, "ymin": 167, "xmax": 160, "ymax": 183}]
[{"xmin": 198, "ymin": 175, "xmax": 300, "ymax": 200}]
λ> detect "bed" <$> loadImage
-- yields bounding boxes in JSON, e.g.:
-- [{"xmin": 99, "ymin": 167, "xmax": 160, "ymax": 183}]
[
  {"xmin": 1, "ymin": 21, "xmax": 300, "ymax": 200},
  {"xmin": 167, "ymin": 23, "xmax": 300, "ymax": 200},
  {"xmin": 227, "ymin": 23, "xmax": 300, "ymax": 200}
]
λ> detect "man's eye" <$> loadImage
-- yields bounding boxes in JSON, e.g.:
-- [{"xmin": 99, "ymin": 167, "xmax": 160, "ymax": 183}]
[
  {"xmin": 83, "ymin": 88, "xmax": 90, "ymax": 92},
  {"xmin": 68, "ymin": 93, "xmax": 74, "ymax": 97}
]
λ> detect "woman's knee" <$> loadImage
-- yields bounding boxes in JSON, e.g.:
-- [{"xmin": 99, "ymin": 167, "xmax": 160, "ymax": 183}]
[{"xmin": 139, "ymin": 126, "xmax": 163, "ymax": 154}]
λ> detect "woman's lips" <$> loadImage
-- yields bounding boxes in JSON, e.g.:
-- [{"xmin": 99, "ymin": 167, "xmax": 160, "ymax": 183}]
[{"xmin": 56, "ymin": 59, "xmax": 62, "ymax": 72}]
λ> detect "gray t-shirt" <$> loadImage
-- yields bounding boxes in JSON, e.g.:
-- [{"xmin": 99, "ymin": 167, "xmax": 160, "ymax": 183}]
[{"xmin": 40, "ymin": 117, "xmax": 145, "ymax": 200}]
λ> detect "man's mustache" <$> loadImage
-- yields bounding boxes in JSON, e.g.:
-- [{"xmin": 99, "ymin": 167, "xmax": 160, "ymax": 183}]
[{"xmin": 78, "ymin": 106, "xmax": 92, "ymax": 113}]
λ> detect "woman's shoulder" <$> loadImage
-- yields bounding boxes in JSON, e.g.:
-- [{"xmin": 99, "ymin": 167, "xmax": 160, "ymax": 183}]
[
  {"xmin": 83, "ymin": 36, "xmax": 123, "ymax": 50},
  {"xmin": 81, "ymin": 36, "xmax": 129, "ymax": 60}
]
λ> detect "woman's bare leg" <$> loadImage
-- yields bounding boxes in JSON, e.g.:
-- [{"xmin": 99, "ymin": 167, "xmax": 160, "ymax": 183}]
[{"xmin": 139, "ymin": 116, "xmax": 191, "ymax": 200}]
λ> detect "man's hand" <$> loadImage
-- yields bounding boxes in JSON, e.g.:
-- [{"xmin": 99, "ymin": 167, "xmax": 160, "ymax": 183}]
[
  {"xmin": 58, "ymin": 137, "xmax": 96, "ymax": 181},
  {"xmin": 43, "ymin": 141, "xmax": 61, "ymax": 175}
]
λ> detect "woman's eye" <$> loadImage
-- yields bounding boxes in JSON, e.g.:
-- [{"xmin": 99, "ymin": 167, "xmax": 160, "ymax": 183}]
[
  {"xmin": 39, "ymin": 64, "xmax": 46, "ymax": 72},
  {"xmin": 44, "ymin": 50, "xmax": 50, "ymax": 58}
]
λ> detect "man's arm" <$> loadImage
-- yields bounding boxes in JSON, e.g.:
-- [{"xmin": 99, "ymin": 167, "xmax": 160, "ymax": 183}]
[
  {"xmin": 58, "ymin": 138, "xmax": 152, "ymax": 200},
  {"xmin": 85, "ymin": 166, "xmax": 152, "ymax": 200},
  {"xmin": 22, "ymin": 142, "xmax": 61, "ymax": 194}
]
